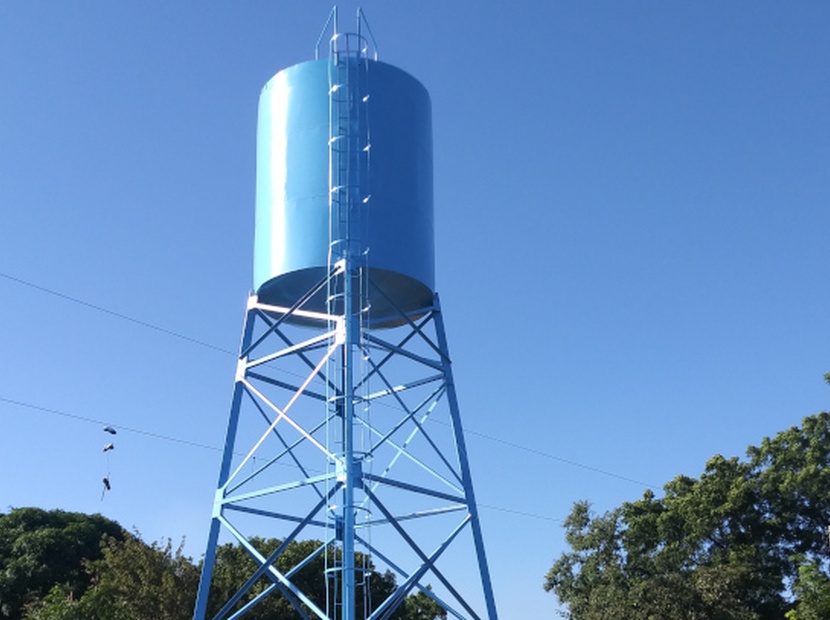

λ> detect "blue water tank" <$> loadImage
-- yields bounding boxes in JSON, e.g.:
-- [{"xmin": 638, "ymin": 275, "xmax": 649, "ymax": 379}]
[{"xmin": 253, "ymin": 58, "xmax": 434, "ymax": 324}]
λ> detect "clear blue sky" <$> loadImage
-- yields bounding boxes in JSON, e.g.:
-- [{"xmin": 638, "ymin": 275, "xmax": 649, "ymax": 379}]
[{"xmin": 1, "ymin": 2, "xmax": 828, "ymax": 617}]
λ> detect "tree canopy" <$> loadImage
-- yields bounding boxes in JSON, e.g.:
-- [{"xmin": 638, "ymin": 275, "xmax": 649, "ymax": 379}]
[
  {"xmin": 0, "ymin": 507, "xmax": 445, "ymax": 620},
  {"xmin": 546, "ymin": 410, "xmax": 830, "ymax": 619},
  {"xmin": 0, "ymin": 508, "xmax": 125, "ymax": 619}
]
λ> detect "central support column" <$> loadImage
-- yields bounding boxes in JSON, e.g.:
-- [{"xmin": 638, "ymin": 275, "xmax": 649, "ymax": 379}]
[
  {"xmin": 341, "ymin": 264, "xmax": 357, "ymax": 620},
  {"xmin": 328, "ymin": 24, "xmax": 369, "ymax": 619}
]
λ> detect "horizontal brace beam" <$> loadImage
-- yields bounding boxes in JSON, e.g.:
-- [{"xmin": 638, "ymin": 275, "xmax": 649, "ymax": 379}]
[
  {"xmin": 253, "ymin": 302, "xmax": 341, "ymax": 324},
  {"xmin": 224, "ymin": 504, "xmax": 328, "ymax": 529},
  {"xmin": 363, "ymin": 473, "xmax": 466, "ymax": 504},
  {"xmin": 246, "ymin": 330, "xmax": 335, "ymax": 370},
  {"xmin": 360, "ymin": 504, "xmax": 467, "ymax": 528},
  {"xmin": 363, "ymin": 373, "xmax": 444, "ymax": 402},
  {"xmin": 247, "ymin": 371, "xmax": 329, "ymax": 402},
  {"xmin": 223, "ymin": 472, "xmax": 337, "ymax": 504},
  {"xmin": 363, "ymin": 333, "xmax": 444, "ymax": 371}
]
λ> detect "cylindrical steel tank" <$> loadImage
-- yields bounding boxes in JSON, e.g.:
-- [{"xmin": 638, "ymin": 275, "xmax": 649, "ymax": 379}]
[{"xmin": 253, "ymin": 57, "xmax": 434, "ymax": 324}]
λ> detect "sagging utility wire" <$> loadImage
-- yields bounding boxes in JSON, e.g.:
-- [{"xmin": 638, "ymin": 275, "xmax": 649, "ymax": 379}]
[{"xmin": 0, "ymin": 273, "xmax": 661, "ymax": 490}]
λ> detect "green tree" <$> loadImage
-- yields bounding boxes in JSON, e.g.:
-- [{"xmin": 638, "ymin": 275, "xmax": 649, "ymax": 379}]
[
  {"xmin": 205, "ymin": 537, "xmax": 321, "ymax": 619},
  {"xmin": 786, "ymin": 557, "xmax": 830, "ymax": 620},
  {"xmin": 205, "ymin": 537, "xmax": 417, "ymax": 619},
  {"xmin": 4, "ymin": 509, "xmax": 449, "ymax": 619},
  {"xmin": 397, "ymin": 588, "xmax": 447, "ymax": 620},
  {"xmin": 22, "ymin": 584, "xmax": 131, "ymax": 620},
  {"xmin": 0, "ymin": 508, "xmax": 124, "ymax": 619},
  {"xmin": 89, "ymin": 533, "xmax": 199, "ymax": 620},
  {"xmin": 24, "ymin": 532, "xmax": 199, "ymax": 620},
  {"xmin": 546, "ymin": 410, "xmax": 830, "ymax": 619}
]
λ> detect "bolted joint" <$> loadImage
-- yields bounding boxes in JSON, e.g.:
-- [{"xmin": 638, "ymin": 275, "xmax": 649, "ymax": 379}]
[{"xmin": 335, "ymin": 458, "xmax": 363, "ymax": 488}]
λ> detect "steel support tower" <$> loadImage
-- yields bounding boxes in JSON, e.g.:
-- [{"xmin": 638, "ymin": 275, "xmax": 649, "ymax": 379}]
[{"xmin": 193, "ymin": 10, "xmax": 497, "ymax": 620}]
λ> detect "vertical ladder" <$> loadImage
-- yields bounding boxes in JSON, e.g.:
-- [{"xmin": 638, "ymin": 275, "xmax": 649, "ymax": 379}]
[{"xmin": 326, "ymin": 21, "xmax": 372, "ymax": 620}]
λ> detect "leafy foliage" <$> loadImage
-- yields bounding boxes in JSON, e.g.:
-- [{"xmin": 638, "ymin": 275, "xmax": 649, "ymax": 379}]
[
  {"xmin": 397, "ymin": 588, "xmax": 447, "ymax": 620},
  {"xmin": 22, "ymin": 584, "xmax": 131, "ymax": 620},
  {"xmin": 785, "ymin": 557, "xmax": 830, "ymax": 620},
  {"xmin": 23, "ymin": 533, "xmax": 198, "ymax": 620},
  {"xmin": 205, "ymin": 536, "xmax": 398, "ymax": 619},
  {"xmin": 0, "ymin": 508, "xmax": 124, "ymax": 619},
  {"xmin": 3, "ymin": 508, "xmax": 445, "ymax": 619},
  {"xmin": 546, "ymin": 411, "xmax": 830, "ymax": 619},
  {"xmin": 204, "ymin": 536, "xmax": 441, "ymax": 619}
]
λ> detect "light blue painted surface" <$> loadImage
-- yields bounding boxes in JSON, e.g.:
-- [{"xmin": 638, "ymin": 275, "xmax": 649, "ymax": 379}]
[{"xmin": 253, "ymin": 58, "xmax": 434, "ymax": 318}]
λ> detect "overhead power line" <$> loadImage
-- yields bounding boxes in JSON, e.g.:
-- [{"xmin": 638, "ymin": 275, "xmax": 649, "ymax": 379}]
[
  {"xmin": 1, "ymin": 395, "xmax": 565, "ymax": 525},
  {"xmin": 1, "ymin": 269, "xmax": 656, "ymax": 490},
  {"xmin": 478, "ymin": 504, "xmax": 565, "ymax": 524},
  {"xmin": 0, "ymin": 271, "xmax": 234, "ymax": 356},
  {"xmin": 0, "ymin": 396, "xmax": 222, "ymax": 453},
  {"xmin": 463, "ymin": 428, "xmax": 658, "ymax": 489}
]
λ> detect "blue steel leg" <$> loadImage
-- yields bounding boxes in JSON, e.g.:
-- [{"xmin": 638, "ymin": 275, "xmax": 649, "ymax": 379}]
[
  {"xmin": 432, "ymin": 294, "xmax": 499, "ymax": 620},
  {"xmin": 193, "ymin": 298, "xmax": 258, "ymax": 620},
  {"xmin": 342, "ymin": 271, "xmax": 357, "ymax": 620}
]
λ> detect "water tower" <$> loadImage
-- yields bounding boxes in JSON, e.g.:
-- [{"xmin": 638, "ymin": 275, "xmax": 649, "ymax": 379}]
[{"xmin": 193, "ymin": 10, "xmax": 497, "ymax": 619}]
